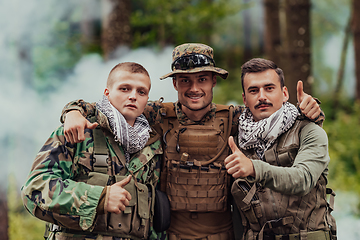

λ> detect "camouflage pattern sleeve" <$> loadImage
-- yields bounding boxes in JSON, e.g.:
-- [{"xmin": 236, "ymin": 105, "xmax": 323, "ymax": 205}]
[
  {"xmin": 314, "ymin": 98, "xmax": 325, "ymax": 126},
  {"xmin": 21, "ymin": 126, "xmax": 104, "ymax": 231},
  {"xmin": 143, "ymin": 101, "xmax": 165, "ymax": 126},
  {"xmin": 60, "ymin": 99, "xmax": 96, "ymax": 123},
  {"xmin": 316, "ymin": 111, "xmax": 325, "ymax": 126},
  {"xmin": 233, "ymin": 105, "xmax": 245, "ymax": 126},
  {"xmin": 297, "ymin": 98, "xmax": 325, "ymax": 127}
]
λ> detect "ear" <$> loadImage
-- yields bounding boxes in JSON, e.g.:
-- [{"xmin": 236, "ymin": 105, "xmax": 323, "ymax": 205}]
[
  {"xmin": 242, "ymin": 92, "xmax": 248, "ymax": 107},
  {"xmin": 212, "ymin": 74, "xmax": 217, "ymax": 87},
  {"xmin": 172, "ymin": 78, "xmax": 178, "ymax": 91},
  {"xmin": 282, "ymin": 86, "xmax": 289, "ymax": 103},
  {"xmin": 104, "ymin": 88, "xmax": 110, "ymax": 98}
]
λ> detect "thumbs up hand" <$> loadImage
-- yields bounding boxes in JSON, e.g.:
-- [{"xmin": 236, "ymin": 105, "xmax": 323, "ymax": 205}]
[
  {"xmin": 224, "ymin": 136, "xmax": 255, "ymax": 179},
  {"xmin": 296, "ymin": 80, "xmax": 321, "ymax": 120},
  {"xmin": 105, "ymin": 175, "xmax": 132, "ymax": 214}
]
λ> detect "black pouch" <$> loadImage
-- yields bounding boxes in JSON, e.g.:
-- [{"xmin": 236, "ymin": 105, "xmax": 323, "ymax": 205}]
[{"xmin": 153, "ymin": 189, "xmax": 171, "ymax": 232}]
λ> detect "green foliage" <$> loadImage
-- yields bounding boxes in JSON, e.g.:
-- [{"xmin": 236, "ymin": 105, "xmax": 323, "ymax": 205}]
[
  {"xmin": 8, "ymin": 175, "xmax": 44, "ymax": 240},
  {"xmin": 32, "ymin": 21, "xmax": 84, "ymax": 93},
  {"xmin": 213, "ymin": 63, "xmax": 243, "ymax": 105},
  {"xmin": 131, "ymin": 0, "xmax": 242, "ymax": 47},
  {"xmin": 311, "ymin": 0, "xmax": 352, "ymax": 97},
  {"xmin": 324, "ymin": 102, "xmax": 360, "ymax": 193}
]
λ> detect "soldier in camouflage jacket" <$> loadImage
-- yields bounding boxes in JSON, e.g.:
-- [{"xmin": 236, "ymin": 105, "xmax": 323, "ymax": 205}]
[{"xmin": 21, "ymin": 62, "xmax": 164, "ymax": 240}]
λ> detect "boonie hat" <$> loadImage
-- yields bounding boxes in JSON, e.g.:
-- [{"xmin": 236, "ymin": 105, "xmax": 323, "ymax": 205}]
[{"xmin": 160, "ymin": 43, "xmax": 228, "ymax": 80}]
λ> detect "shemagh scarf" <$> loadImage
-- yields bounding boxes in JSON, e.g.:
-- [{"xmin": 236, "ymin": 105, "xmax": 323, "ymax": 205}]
[
  {"xmin": 96, "ymin": 95, "xmax": 151, "ymax": 162},
  {"xmin": 238, "ymin": 102, "xmax": 299, "ymax": 159}
]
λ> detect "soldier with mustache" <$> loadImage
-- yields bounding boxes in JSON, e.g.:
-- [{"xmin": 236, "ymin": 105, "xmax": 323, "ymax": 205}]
[{"xmin": 225, "ymin": 58, "xmax": 336, "ymax": 240}]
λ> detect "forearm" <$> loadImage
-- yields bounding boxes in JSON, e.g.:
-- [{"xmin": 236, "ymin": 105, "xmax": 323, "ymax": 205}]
[
  {"xmin": 22, "ymin": 176, "xmax": 103, "ymax": 230},
  {"xmin": 249, "ymin": 124, "xmax": 329, "ymax": 195},
  {"xmin": 60, "ymin": 99, "xmax": 96, "ymax": 123},
  {"xmin": 250, "ymin": 160, "xmax": 315, "ymax": 195},
  {"xmin": 21, "ymin": 127, "xmax": 103, "ymax": 230}
]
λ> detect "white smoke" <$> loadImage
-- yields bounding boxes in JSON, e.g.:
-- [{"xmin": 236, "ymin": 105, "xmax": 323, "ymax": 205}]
[
  {"xmin": 1, "ymin": 2, "xmax": 359, "ymax": 239},
  {"xmin": 0, "ymin": 0, "xmax": 177, "ymax": 188}
]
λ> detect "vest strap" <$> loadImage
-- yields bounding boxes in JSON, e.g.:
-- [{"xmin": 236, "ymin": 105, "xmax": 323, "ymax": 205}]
[
  {"xmin": 169, "ymin": 175, "xmax": 225, "ymax": 185},
  {"xmin": 290, "ymin": 195, "xmax": 308, "ymax": 233},
  {"xmin": 91, "ymin": 116, "xmax": 109, "ymax": 174},
  {"xmin": 168, "ymin": 188, "xmax": 224, "ymax": 198},
  {"xmin": 326, "ymin": 188, "xmax": 337, "ymax": 239},
  {"xmin": 170, "ymin": 201, "xmax": 225, "ymax": 212},
  {"xmin": 258, "ymin": 216, "xmax": 294, "ymax": 240},
  {"xmin": 201, "ymin": 105, "xmax": 234, "ymax": 166},
  {"xmin": 243, "ymin": 183, "xmax": 257, "ymax": 205}
]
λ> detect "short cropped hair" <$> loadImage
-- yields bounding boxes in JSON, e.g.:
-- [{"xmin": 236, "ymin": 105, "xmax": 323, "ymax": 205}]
[
  {"xmin": 107, "ymin": 62, "xmax": 150, "ymax": 88},
  {"xmin": 240, "ymin": 58, "xmax": 285, "ymax": 93}
]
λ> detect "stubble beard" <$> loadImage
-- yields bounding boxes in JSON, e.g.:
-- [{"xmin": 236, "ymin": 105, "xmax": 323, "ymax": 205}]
[{"xmin": 181, "ymin": 95, "xmax": 213, "ymax": 112}]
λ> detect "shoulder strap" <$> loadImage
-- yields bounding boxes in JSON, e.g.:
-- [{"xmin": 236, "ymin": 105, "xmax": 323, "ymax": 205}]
[
  {"xmin": 105, "ymin": 132, "xmax": 143, "ymax": 190},
  {"xmin": 144, "ymin": 128, "xmax": 161, "ymax": 146},
  {"xmin": 215, "ymin": 104, "xmax": 230, "ymax": 112},
  {"xmin": 90, "ymin": 116, "xmax": 109, "ymax": 174},
  {"xmin": 202, "ymin": 104, "xmax": 234, "ymax": 165},
  {"xmin": 159, "ymin": 102, "xmax": 179, "ymax": 149},
  {"xmin": 90, "ymin": 116, "xmax": 143, "ymax": 192},
  {"xmin": 160, "ymin": 102, "xmax": 176, "ymax": 117}
]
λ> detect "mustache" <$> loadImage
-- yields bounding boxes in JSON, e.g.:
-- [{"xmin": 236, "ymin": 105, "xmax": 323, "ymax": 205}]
[{"xmin": 255, "ymin": 101, "xmax": 273, "ymax": 109}]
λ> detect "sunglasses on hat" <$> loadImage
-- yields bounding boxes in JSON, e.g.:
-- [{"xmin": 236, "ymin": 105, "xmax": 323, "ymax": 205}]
[{"xmin": 171, "ymin": 53, "xmax": 215, "ymax": 71}]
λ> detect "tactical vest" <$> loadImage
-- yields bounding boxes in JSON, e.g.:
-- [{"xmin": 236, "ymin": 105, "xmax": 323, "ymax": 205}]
[
  {"xmin": 48, "ymin": 117, "xmax": 161, "ymax": 240},
  {"xmin": 158, "ymin": 102, "xmax": 235, "ymax": 212},
  {"xmin": 231, "ymin": 120, "xmax": 337, "ymax": 240}
]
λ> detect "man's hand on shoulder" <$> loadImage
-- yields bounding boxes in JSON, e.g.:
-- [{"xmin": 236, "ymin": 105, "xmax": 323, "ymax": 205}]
[
  {"xmin": 64, "ymin": 110, "xmax": 98, "ymax": 144},
  {"xmin": 297, "ymin": 80, "xmax": 321, "ymax": 120},
  {"xmin": 225, "ymin": 136, "xmax": 255, "ymax": 179}
]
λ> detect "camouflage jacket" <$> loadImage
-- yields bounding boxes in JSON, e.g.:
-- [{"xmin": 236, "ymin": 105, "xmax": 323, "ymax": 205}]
[{"xmin": 21, "ymin": 109, "xmax": 163, "ymax": 240}]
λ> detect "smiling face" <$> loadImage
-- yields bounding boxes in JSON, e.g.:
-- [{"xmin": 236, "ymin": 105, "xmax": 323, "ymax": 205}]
[
  {"xmin": 242, "ymin": 69, "xmax": 289, "ymax": 121},
  {"xmin": 104, "ymin": 69, "xmax": 150, "ymax": 126},
  {"xmin": 172, "ymin": 71, "xmax": 217, "ymax": 120}
]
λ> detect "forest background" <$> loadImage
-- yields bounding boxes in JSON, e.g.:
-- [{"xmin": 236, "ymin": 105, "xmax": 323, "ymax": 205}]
[{"xmin": 1, "ymin": 0, "xmax": 360, "ymax": 239}]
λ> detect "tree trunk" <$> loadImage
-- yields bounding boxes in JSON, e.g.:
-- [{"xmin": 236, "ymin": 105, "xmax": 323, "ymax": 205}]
[
  {"xmin": 353, "ymin": 0, "xmax": 360, "ymax": 101},
  {"xmin": 264, "ymin": 0, "xmax": 282, "ymax": 65},
  {"xmin": 243, "ymin": 0, "xmax": 252, "ymax": 61},
  {"xmin": 332, "ymin": 16, "xmax": 352, "ymax": 116},
  {"xmin": 199, "ymin": 0, "xmax": 214, "ymax": 44},
  {"xmin": 101, "ymin": 0, "xmax": 132, "ymax": 60},
  {"xmin": 0, "ymin": 188, "xmax": 8, "ymax": 240},
  {"xmin": 283, "ymin": 0, "xmax": 311, "ymax": 105},
  {"xmin": 80, "ymin": 1, "xmax": 101, "ymax": 51}
]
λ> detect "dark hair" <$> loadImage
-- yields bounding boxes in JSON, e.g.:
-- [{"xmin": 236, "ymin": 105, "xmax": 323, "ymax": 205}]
[
  {"xmin": 107, "ymin": 62, "xmax": 150, "ymax": 87},
  {"xmin": 240, "ymin": 58, "xmax": 285, "ymax": 93}
]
